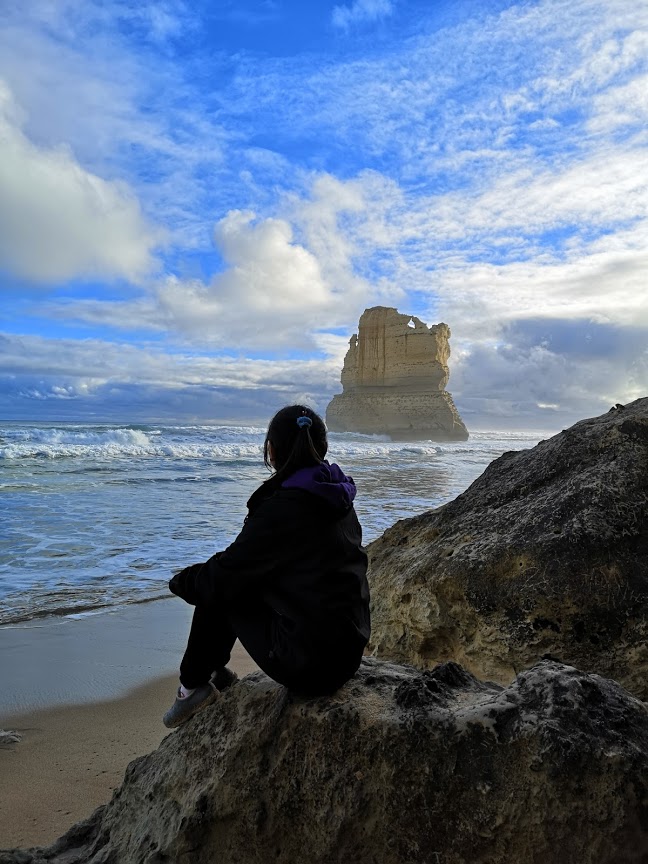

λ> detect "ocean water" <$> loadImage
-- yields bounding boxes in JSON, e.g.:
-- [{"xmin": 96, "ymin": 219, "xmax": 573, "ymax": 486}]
[{"xmin": 0, "ymin": 422, "xmax": 549, "ymax": 625}]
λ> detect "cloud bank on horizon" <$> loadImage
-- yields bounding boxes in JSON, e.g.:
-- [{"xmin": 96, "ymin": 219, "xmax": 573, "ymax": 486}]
[{"xmin": 1, "ymin": 0, "xmax": 646, "ymax": 430}]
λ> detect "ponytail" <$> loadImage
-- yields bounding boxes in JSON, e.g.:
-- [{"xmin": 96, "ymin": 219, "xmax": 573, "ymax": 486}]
[{"xmin": 264, "ymin": 405, "xmax": 328, "ymax": 485}]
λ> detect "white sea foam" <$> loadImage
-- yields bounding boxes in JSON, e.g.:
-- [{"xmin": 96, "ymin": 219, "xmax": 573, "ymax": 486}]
[
  {"xmin": 0, "ymin": 421, "xmax": 546, "ymax": 624},
  {"xmin": 0, "ymin": 425, "xmax": 266, "ymax": 461}
]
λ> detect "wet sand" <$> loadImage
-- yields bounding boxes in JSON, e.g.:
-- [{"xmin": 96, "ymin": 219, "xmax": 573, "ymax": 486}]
[{"xmin": 0, "ymin": 600, "xmax": 259, "ymax": 849}]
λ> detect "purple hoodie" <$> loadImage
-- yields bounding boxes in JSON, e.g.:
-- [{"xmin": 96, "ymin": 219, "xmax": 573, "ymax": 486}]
[{"xmin": 281, "ymin": 461, "xmax": 356, "ymax": 511}]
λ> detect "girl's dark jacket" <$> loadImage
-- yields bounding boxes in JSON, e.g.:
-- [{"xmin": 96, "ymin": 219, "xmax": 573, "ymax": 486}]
[{"xmin": 169, "ymin": 461, "xmax": 370, "ymax": 686}]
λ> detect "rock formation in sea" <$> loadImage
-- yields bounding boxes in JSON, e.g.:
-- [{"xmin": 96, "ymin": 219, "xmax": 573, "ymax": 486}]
[
  {"xmin": 4, "ymin": 658, "xmax": 648, "ymax": 864},
  {"xmin": 368, "ymin": 397, "xmax": 648, "ymax": 700},
  {"xmin": 326, "ymin": 306, "xmax": 468, "ymax": 441}
]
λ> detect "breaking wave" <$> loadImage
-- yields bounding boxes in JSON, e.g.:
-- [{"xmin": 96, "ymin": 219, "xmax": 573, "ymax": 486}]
[
  {"xmin": 0, "ymin": 424, "xmax": 265, "ymax": 462},
  {"xmin": 1, "ymin": 420, "xmax": 545, "ymax": 625}
]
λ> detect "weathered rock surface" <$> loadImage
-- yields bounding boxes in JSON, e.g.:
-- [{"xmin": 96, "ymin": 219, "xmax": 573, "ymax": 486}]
[
  {"xmin": 3, "ymin": 659, "xmax": 648, "ymax": 864},
  {"xmin": 326, "ymin": 306, "xmax": 468, "ymax": 441},
  {"xmin": 368, "ymin": 398, "xmax": 648, "ymax": 699}
]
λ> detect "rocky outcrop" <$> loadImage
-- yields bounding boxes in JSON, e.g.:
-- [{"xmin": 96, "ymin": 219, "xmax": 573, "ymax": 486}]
[
  {"xmin": 368, "ymin": 398, "xmax": 648, "ymax": 699},
  {"xmin": 326, "ymin": 306, "xmax": 468, "ymax": 441},
  {"xmin": 4, "ymin": 659, "xmax": 648, "ymax": 864}
]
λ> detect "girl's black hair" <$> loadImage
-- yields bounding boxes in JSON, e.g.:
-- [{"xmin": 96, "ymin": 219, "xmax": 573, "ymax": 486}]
[{"xmin": 264, "ymin": 405, "xmax": 327, "ymax": 485}]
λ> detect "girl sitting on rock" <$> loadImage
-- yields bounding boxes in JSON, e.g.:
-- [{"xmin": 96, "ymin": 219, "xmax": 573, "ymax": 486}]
[{"xmin": 164, "ymin": 404, "xmax": 371, "ymax": 727}]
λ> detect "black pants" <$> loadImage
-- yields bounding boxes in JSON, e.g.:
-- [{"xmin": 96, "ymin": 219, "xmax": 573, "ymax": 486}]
[
  {"xmin": 179, "ymin": 600, "xmax": 271, "ymax": 689},
  {"xmin": 179, "ymin": 596, "xmax": 363, "ymax": 697}
]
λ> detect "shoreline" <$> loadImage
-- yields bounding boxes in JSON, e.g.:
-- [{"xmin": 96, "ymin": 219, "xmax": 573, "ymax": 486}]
[
  {"xmin": 0, "ymin": 672, "xmax": 179, "ymax": 849},
  {"xmin": 0, "ymin": 591, "xmax": 171, "ymax": 629},
  {"xmin": 0, "ymin": 597, "xmax": 193, "ymax": 720},
  {"xmin": 0, "ymin": 600, "xmax": 259, "ymax": 850}
]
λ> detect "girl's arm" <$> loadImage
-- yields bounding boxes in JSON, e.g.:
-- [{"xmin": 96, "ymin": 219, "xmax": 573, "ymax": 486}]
[
  {"xmin": 169, "ymin": 496, "xmax": 295, "ymax": 606},
  {"xmin": 169, "ymin": 555, "xmax": 220, "ymax": 604}
]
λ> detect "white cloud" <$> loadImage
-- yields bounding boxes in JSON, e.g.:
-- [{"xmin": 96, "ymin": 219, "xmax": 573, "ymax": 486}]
[
  {"xmin": 39, "ymin": 296, "xmax": 164, "ymax": 332},
  {"xmin": 390, "ymin": 139, "xmax": 648, "ymax": 341},
  {"xmin": 551, "ymin": 26, "xmax": 648, "ymax": 94},
  {"xmin": 37, "ymin": 206, "xmax": 356, "ymax": 351},
  {"xmin": 465, "ymin": 148, "xmax": 648, "ymax": 234},
  {"xmin": 213, "ymin": 210, "xmax": 330, "ymax": 311},
  {"xmin": 0, "ymin": 332, "xmax": 341, "ymax": 420},
  {"xmin": 589, "ymin": 73, "xmax": 648, "ymax": 132},
  {"xmin": 0, "ymin": 1, "xmax": 230, "ymax": 252},
  {"xmin": 289, "ymin": 172, "xmax": 402, "ymax": 304},
  {"xmin": 2, "ymin": 0, "xmax": 648, "ymax": 428},
  {"xmin": 0, "ymin": 331, "xmax": 334, "ymax": 390},
  {"xmin": 154, "ymin": 209, "xmax": 343, "ymax": 349},
  {"xmin": 450, "ymin": 332, "xmax": 648, "ymax": 430},
  {"xmin": 434, "ymin": 245, "xmax": 648, "ymax": 343},
  {"xmin": 0, "ymin": 82, "xmax": 162, "ymax": 283},
  {"xmin": 41, "ymin": 183, "xmax": 391, "ymax": 351},
  {"xmin": 2, "ymin": 1, "xmax": 194, "ymax": 51},
  {"xmin": 140, "ymin": 2, "xmax": 192, "ymax": 45},
  {"xmin": 332, "ymin": 0, "xmax": 394, "ymax": 31}
]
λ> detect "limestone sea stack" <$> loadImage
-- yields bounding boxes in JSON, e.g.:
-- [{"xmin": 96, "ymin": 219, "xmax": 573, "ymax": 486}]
[
  {"xmin": 326, "ymin": 306, "xmax": 468, "ymax": 441},
  {"xmin": 367, "ymin": 398, "xmax": 648, "ymax": 700}
]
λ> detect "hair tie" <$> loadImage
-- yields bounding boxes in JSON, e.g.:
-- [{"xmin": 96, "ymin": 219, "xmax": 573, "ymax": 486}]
[{"xmin": 296, "ymin": 416, "xmax": 312, "ymax": 429}]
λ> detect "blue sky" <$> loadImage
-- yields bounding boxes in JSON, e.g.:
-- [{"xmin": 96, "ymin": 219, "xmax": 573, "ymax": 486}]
[{"xmin": 1, "ymin": 0, "xmax": 646, "ymax": 430}]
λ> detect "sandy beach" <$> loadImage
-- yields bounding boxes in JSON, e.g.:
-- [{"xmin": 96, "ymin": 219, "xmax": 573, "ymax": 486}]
[{"xmin": 0, "ymin": 599, "xmax": 259, "ymax": 850}]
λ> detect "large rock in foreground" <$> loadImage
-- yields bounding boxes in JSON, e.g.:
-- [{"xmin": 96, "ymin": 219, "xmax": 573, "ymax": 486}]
[
  {"xmin": 368, "ymin": 398, "xmax": 648, "ymax": 699},
  {"xmin": 3, "ymin": 659, "xmax": 648, "ymax": 863},
  {"xmin": 326, "ymin": 306, "xmax": 468, "ymax": 441}
]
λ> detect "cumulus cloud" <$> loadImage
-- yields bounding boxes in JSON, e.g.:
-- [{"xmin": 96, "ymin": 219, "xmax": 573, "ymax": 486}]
[
  {"xmin": 42, "ymin": 182, "xmax": 388, "ymax": 351},
  {"xmin": 154, "ymin": 209, "xmax": 343, "ymax": 349},
  {"xmin": 212, "ymin": 210, "xmax": 330, "ymax": 311},
  {"xmin": 0, "ymin": 1, "xmax": 229, "ymax": 252},
  {"xmin": 0, "ymin": 82, "xmax": 161, "ymax": 284},
  {"xmin": 332, "ymin": 0, "xmax": 394, "ymax": 31}
]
